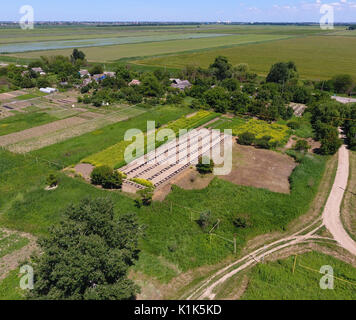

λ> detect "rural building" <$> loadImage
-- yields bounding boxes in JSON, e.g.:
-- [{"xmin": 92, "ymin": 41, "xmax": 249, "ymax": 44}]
[
  {"xmin": 79, "ymin": 70, "xmax": 89, "ymax": 77},
  {"xmin": 81, "ymin": 78, "xmax": 92, "ymax": 87},
  {"xmin": 32, "ymin": 67, "xmax": 44, "ymax": 73},
  {"xmin": 92, "ymin": 74, "xmax": 106, "ymax": 82},
  {"xmin": 170, "ymin": 79, "xmax": 192, "ymax": 90},
  {"xmin": 104, "ymin": 71, "xmax": 116, "ymax": 78},
  {"xmin": 40, "ymin": 87, "xmax": 57, "ymax": 94},
  {"xmin": 129, "ymin": 79, "xmax": 141, "ymax": 86}
]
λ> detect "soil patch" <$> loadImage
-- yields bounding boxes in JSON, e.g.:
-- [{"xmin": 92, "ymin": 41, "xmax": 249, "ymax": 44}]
[{"xmin": 219, "ymin": 144, "xmax": 296, "ymax": 194}]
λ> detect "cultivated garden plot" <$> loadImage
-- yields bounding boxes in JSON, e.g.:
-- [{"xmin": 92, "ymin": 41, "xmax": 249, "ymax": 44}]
[
  {"xmin": 121, "ymin": 129, "xmax": 228, "ymax": 190},
  {"xmin": 5, "ymin": 106, "xmax": 145, "ymax": 153},
  {"xmin": 81, "ymin": 111, "xmax": 218, "ymax": 168},
  {"xmin": 0, "ymin": 116, "xmax": 87, "ymax": 147}
]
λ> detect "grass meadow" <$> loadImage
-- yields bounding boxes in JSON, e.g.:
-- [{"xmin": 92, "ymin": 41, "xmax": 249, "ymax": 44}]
[
  {"xmin": 0, "ymin": 142, "xmax": 327, "ymax": 281},
  {"xmin": 241, "ymin": 252, "xmax": 356, "ymax": 300},
  {"xmin": 135, "ymin": 36, "xmax": 356, "ymax": 80},
  {"xmin": 6, "ymin": 34, "xmax": 291, "ymax": 62},
  {"xmin": 0, "ymin": 269, "xmax": 25, "ymax": 300}
]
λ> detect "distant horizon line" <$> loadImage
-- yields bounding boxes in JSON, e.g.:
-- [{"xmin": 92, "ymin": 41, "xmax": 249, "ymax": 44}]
[{"xmin": 0, "ymin": 21, "xmax": 355, "ymax": 24}]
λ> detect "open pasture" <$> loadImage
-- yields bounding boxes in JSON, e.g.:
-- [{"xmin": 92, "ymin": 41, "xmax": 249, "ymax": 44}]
[
  {"xmin": 6, "ymin": 34, "xmax": 291, "ymax": 62},
  {"xmin": 135, "ymin": 36, "xmax": 356, "ymax": 79},
  {"xmin": 241, "ymin": 251, "xmax": 356, "ymax": 300}
]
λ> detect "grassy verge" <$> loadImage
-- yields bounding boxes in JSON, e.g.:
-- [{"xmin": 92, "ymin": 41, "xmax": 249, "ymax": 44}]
[
  {"xmin": 241, "ymin": 251, "xmax": 356, "ymax": 300},
  {"xmin": 0, "ymin": 269, "xmax": 25, "ymax": 300},
  {"xmin": 341, "ymin": 151, "xmax": 356, "ymax": 241}
]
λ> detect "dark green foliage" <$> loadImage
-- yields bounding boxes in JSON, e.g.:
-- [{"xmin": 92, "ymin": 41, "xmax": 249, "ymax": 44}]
[
  {"xmin": 46, "ymin": 174, "xmax": 58, "ymax": 188},
  {"xmin": 140, "ymin": 74, "xmax": 163, "ymax": 97},
  {"xmin": 344, "ymin": 104, "xmax": 356, "ymax": 150},
  {"xmin": 71, "ymin": 49, "xmax": 86, "ymax": 63},
  {"xmin": 266, "ymin": 61, "xmax": 298, "ymax": 84},
  {"xmin": 135, "ymin": 188, "xmax": 154, "ymax": 208},
  {"xmin": 221, "ymin": 78, "xmax": 239, "ymax": 92},
  {"xmin": 238, "ymin": 132, "xmax": 255, "ymax": 145},
  {"xmin": 197, "ymin": 210, "xmax": 213, "ymax": 231},
  {"xmin": 196, "ymin": 156, "xmax": 214, "ymax": 174},
  {"xmin": 255, "ymin": 135, "xmax": 277, "ymax": 149},
  {"xmin": 233, "ymin": 214, "xmax": 252, "ymax": 229},
  {"xmin": 293, "ymin": 86, "xmax": 311, "ymax": 104},
  {"xmin": 332, "ymin": 74, "xmax": 354, "ymax": 94},
  {"xmin": 294, "ymin": 140, "xmax": 311, "ymax": 152},
  {"xmin": 203, "ymin": 86, "xmax": 230, "ymax": 113},
  {"xmin": 231, "ymin": 91, "xmax": 250, "ymax": 114},
  {"xmin": 29, "ymin": 198, "xmax": 141, "ymax": 300},
  {"xmin": 89, "ymin": 64, "xmax": 104, "ymax": 76},
  {"xmin": 209, "ymin": 56, "xmax": 232, "ymax": 81},
  {"xmin": 319, "ymin": 126, "xmax": 342, "ymax": 155},
  {"xmin": 287, "ymin": 121, "xmax": 301, "ymax": 130},
  {"xmin": 91, "ymin": 166, "xmax": 122, "ymax": 189}
]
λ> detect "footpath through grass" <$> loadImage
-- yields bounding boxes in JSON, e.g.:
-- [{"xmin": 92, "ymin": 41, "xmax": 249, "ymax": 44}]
[{"xmin": 241, "ymin": 251, "xmax": 356, "ymax": 300}]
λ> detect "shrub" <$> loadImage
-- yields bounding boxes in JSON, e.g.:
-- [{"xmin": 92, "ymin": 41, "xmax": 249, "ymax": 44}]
[
  {"xmin": 46, "ymin": 174, "xmax": 58, "ymax": 187},
  {"xmin": 197, "ymin": 210, "xmax": 213, "ymax": 230},
  {"xmin": 255, "ymin": 135, "xmax": 273, "ymax": 149},
  {"xmin": 294, "ymin": 140, "xmax": 311, "ymax": 152},
  {"xmin": 131, "ymin": 178, "xmax": 154, "ymax": 188},
  {"xmin": 233, "ymin": 214, "xmax": 252, "ymax": 229},
  {"xmin": 90, "ymin": 166, "xmax": 122, "ymax": 189},
  {"xmin": 135, "ymin": 187, "xmax": 154, "ymax": 207},
  {"xmin": 238, "ymin": 132, "xmax": 255, "ymax": 145},
  {"xmin": 196, "ymin": 156, "xmax": 214, "ymax": 174},
  {"xmin": 287, "ymin": 121, "xmax": 301, "ymax": 130}
]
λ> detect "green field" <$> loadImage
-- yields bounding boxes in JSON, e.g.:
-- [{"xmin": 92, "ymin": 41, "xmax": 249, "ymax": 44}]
[
  {"xmin": 0, "ymin": 269, "xmax": 25, "ymax": 300},
  {"xmin": 30, "ymin": 105, "xmax": 192, "ymax": 166},
  {"xmin": 0, "ymin": 112, "xmax": 58, "ymax": 136},
  {"xmin": 135, "ymin": 36, "xmax": 356, "ymax": 80},
  {"xmin": 241, "ymin": 252, "xmax": 356, "ymax": 300},
  {"xmin": 0, "ymin": 24, "xmax": 332, "ymax": 45},
  {"xmin": 6, "ymin": 34, "xmax": 291, "ymax": 62},
  {"xmin": 0, "ymin": 143, "xmax": 327, "ymax": 277}
]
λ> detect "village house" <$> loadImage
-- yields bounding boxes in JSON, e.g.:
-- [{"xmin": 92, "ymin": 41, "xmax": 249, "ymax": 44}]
[
  {"xmin": 129, "ymin": 79, "xmax": 141, "ymax": 86},
  {"xmin": 170, "ymin": 78, "xmax": 192, "ymax": 90},
  {"xmin": 92, "ymin": 74, "xmax": 106, "ymax": 82},
  {"xmin": 79, "ymin": 70, "xmax": 89, "ymax": 77},
  {"xmin": 31, "ymin": 67, "xmax": 46, "ymax": 76},
  {"xmin": 104, "ymin": 71, "xmax": 116, "ymax": 78}
]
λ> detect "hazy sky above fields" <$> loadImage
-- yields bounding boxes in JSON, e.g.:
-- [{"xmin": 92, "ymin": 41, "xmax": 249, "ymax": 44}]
[{"xmin": 1, "ymin": 0, "xmax": 356, "ymax": 22}]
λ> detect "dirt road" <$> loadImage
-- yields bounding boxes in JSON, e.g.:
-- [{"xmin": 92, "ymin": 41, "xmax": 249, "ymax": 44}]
[{"xmin": 323, "ymin": 144, "xmax": 356, "ymax": 255}]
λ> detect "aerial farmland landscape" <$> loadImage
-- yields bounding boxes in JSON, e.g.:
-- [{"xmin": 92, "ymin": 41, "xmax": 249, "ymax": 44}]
[{"xmin": 0, "ymin": 0, "xmax": 355, "ymax": 309}]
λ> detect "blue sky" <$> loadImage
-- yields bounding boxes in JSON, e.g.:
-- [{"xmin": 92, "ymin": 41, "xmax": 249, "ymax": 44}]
[{"xmin": 1, "ymin": 0, "xmax": 356, "ymax": 22}]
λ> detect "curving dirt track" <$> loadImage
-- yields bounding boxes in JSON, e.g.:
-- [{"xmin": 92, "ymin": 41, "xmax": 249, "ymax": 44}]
[{"xmin": 323, "ymin": 144, "xmax": 356, "ymax": 255}]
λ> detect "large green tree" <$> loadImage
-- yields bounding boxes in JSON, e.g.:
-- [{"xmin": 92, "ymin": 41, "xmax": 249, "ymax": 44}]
[
  {"xmin": 30, "ymin": 198, "xmax": 141, "ymax": 300},
  {"xmin": 209, "ymin": 56, "xmax": 232, "ymax": 81},
  {"xmin": 266, "ymin": 61, "xmax": 298, "ymax": 84}
]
